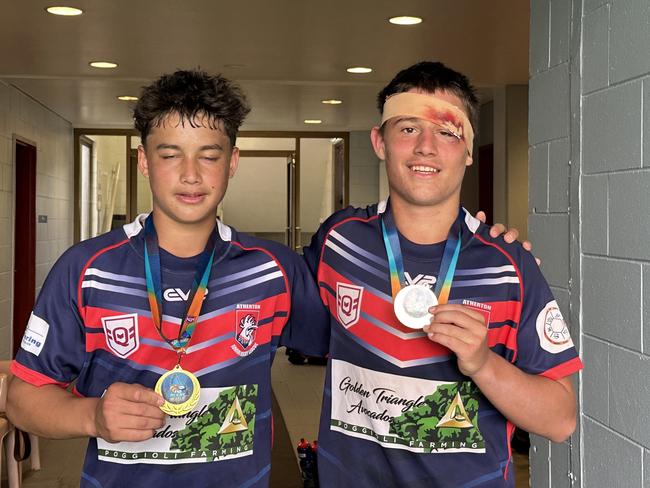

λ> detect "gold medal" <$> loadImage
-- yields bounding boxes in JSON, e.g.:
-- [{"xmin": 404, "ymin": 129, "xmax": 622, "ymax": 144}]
[{"xmin": 155, "ymin": 365, "xmax": 201, "ymax": 416}]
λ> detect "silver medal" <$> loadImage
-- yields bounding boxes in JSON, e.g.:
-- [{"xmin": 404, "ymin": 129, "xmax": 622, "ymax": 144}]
[{"xmin": 393, "ymin": 284, "xmax": 438, "ymax": 329}]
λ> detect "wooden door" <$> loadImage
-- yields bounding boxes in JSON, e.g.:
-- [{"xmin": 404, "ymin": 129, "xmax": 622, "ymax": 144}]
[{"xmin": 13, "ymin": 139, "xmax": 37, "ymax": 357}]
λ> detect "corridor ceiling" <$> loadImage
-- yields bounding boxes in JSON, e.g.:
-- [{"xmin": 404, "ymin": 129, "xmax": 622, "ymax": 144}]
[{"xmin": 0, "ymin": 0, "xmax": 529, "ymax": 130}]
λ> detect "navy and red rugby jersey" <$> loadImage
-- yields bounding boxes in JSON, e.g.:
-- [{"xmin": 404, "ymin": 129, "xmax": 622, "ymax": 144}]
[
  {"xmin": 303, "ymin": 201, "xmax": 583, "ymax": 488},
  {"xmin": 13, "ymin": 214, "xmax": 329, "ymax": 488}
]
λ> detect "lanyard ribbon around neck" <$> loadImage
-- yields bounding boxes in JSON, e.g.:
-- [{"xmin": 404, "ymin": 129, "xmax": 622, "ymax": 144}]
[
  {"xmin": 143, "ymin": 215, "xmax": 216, "ymax": 354},
  {"xmin": 380, "ymin": 205, "xmax": 463, "ymax": 305}
]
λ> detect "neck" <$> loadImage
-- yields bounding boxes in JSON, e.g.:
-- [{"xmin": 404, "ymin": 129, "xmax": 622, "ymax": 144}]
[
  {"xmin": 150, "ymin": 212, "xmax": 216, "ymax": 257},
  {"xmin": 389, "ymin": 197, "xmax": 459, "ymax": 244}
]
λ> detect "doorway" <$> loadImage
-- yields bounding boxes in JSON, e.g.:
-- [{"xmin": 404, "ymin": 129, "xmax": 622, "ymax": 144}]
[
  {"xmin": 13, "ymin": 138, "xmax": 37, "ymax": 357},
  {"xmin": 220, "ymin": 133, "xmax": 348, "ymax": 252},
  {"xmin": 73, "ymin": 130, "xmax": 349, "ymax": 250}
]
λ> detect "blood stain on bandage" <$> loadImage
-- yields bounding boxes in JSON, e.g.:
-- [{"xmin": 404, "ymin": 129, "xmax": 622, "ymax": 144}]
[{"xmin": 424, "ymin": 108, "xmax": 464, "ymax": 139}]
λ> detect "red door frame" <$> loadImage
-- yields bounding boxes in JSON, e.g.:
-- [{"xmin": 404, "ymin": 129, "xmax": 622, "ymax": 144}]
[{"xmin": 13, "ymin": 137, "xmax": 37, "ymax": 357}]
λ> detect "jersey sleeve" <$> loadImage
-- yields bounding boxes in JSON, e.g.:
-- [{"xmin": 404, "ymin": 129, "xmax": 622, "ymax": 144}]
[
  {"xmin": 513, "ymin": 250, "xmax": 583, "ymax": 380},
  {"xmin": 12, "ymin": 247, "xmax": 87, "ymax": 387},
  {"xmin": 302, "ymin": 207, "xmax": 366, "ymax": 301},
  {"xmin": 302, "ymin": 218, "xmax": 331, "ymax": 283},
  {"xmin": 276, "ymin": 249, "xmax": 330, "ymax": 357}
]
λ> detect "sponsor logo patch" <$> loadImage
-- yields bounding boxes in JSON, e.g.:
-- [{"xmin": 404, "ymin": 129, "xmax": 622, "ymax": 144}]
[
  {"xmin": 336, "ymin": 283, "xmax": 363, "ymax": 328},
  {"xmin": 98, "ymin": 384, "xmax": 258, "ymax": 465},
  {"xmin": 330, "ymin": 359, "xmax": 485, "ymax": 453},
  {"xmin": 536, "ymin": 300, "xmax": 574, "ymax": 353},
  {"xmin": 102, "ymin": 313, "xmax": 140, "ymax": 358},
  {"xmin": 21, "ymin": 313, "xmax": 49, "ymax": 357}
]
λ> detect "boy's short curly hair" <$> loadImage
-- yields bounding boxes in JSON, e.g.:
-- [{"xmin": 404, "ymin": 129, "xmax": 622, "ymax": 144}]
[{"xmin": 134, "ymin": 70, "xmax": 251, "ymax": 146}]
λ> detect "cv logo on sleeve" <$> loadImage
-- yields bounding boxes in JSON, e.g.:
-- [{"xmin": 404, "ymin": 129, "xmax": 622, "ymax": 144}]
[
  {"xmin": 21, "ymin": 313, "xmax": 50, "ymax": 357},
  {"xmin": 336, "ymin": 283, "xmax": 363, "ymax": 328},
  {"xmin": 101, "ymin": 313, "xmax": 140, "ymax": 358},
  {"xmin": 536, "ymin": 300, "xmax": 574, "ymax": 353}
]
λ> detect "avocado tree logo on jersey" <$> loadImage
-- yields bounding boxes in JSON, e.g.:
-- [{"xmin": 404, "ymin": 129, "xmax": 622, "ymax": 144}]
[
  {"xmin": 336, "ymin": 282, "xmax": 363, "ymax": 328},
  {"xmin": 101, "ymin": 313, "xmax": 139, "ymax": 358}
]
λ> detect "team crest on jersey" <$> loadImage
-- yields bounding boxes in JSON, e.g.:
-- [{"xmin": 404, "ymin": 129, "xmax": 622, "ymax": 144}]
[
  {"xmin": 232, "ymin": 306, "xmax": 260, "ymax": 357},
  {"xmin": 336, "ymin": 283, "xmax": 363, "ymax": 328},
  {"xmin": 101, "ymin": 313, "xmax": 139, "ymax": 359}
]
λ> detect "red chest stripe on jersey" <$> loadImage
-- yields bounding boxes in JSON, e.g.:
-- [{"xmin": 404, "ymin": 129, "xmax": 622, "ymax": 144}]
[
  {"xmin": 320, "ymin": 262, "xmax": 450, "ymax": 360},
  {"xmin": 11, "ymin": 361, "xmax": 69, "ymax": 388},
  {"xmin": 83, "ymin": 293, "xmax": 288, "ymax": 344},
  {"xmin": 85, "ymin": 319, "xmax": 275, "ymax": 371},
  {"xmin": 348, "ymin": 317, "xmax": 451, "ymax": 360},
  {"xmin": 76, "ymin": 239, "xmax": 130, "ymax": 320},
  {"xmin": 487, "ymin": 325, "xmax": 518, "ymax": 352},
  {"xmin": 84, "ymin": 305, "xmax": 280, "ymax": 370},
  {"xmin": 538, "ymin": 356, "xmax": 583, "ymax": 380}
]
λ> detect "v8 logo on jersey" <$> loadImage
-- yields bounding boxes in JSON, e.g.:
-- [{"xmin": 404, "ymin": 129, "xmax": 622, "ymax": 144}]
[
  {"xmin": 336, "ymin": 283, "xmax": 363, "ymax": 328},
  {"xmin": 404, "ymin": 272, "xmax": 437, "ymax": 287}
]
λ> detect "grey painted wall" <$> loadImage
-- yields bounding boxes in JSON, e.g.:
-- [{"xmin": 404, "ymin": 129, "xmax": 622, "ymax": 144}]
[{"xmin": 530, "ymin": 0, "xmax": 649, "ymax": 486}]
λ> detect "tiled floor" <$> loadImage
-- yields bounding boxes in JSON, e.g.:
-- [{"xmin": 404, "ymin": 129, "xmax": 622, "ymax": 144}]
[
  {"xmin": 270, "ymin": 351, "xmax": 326, "ymax": 457},
  {"xmin": 3, "ymin": 352, "xmax": 530, "ymax": 487}
]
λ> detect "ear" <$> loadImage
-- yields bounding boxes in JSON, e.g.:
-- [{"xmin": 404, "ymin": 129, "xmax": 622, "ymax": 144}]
[
  {"xmin": 370, "ymin": 126, "xmax": 386, "ymax": 161},
  {"xmin": 137, "ymin": 145, "xmax": 149, "ymax": 177},
  {"xmin": 228, "ymin": 146, "xmax": 239, "ymax": 178},
  {"xmin": 465, "ymin": 153, "xmax": 473, "ymax": 167}
]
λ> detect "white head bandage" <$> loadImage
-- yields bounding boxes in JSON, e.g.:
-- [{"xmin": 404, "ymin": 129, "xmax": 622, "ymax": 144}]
[{"xmin": 381, "ymin": 92, "xmax": 474, "ymax": 155}]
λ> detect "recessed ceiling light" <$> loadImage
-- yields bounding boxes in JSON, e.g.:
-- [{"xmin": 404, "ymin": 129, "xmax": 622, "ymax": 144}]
[
  {"xmin": 322, "ymin": 99, "xmax": 343, "ymax": 105},
  {"xmin": 388, "ymin": 16, "xmax": 423, "ymax": 25},
  {"xmin": 89, "ymin": 61, "xmax": 118, "ymax": 69},
  {"xmin": 117, "ymin": 96, "xmax": 138, "ymax": 101},
  {"xmin": 46, "ymin": 6, "xmax": 83, "ymax": 16},
  {"xmin": 346, "ymin": 67, "xmax": 372, "ymax": 74},
  {"xmin": 304, "ymin": 119, "xmax": 322, "ymax": 124}
]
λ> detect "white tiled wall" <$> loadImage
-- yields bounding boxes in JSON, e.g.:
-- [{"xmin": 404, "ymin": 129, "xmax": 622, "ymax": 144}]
[{"xmin": 0, "ymin": 80, "xmax": 73, "ymax": 359}]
